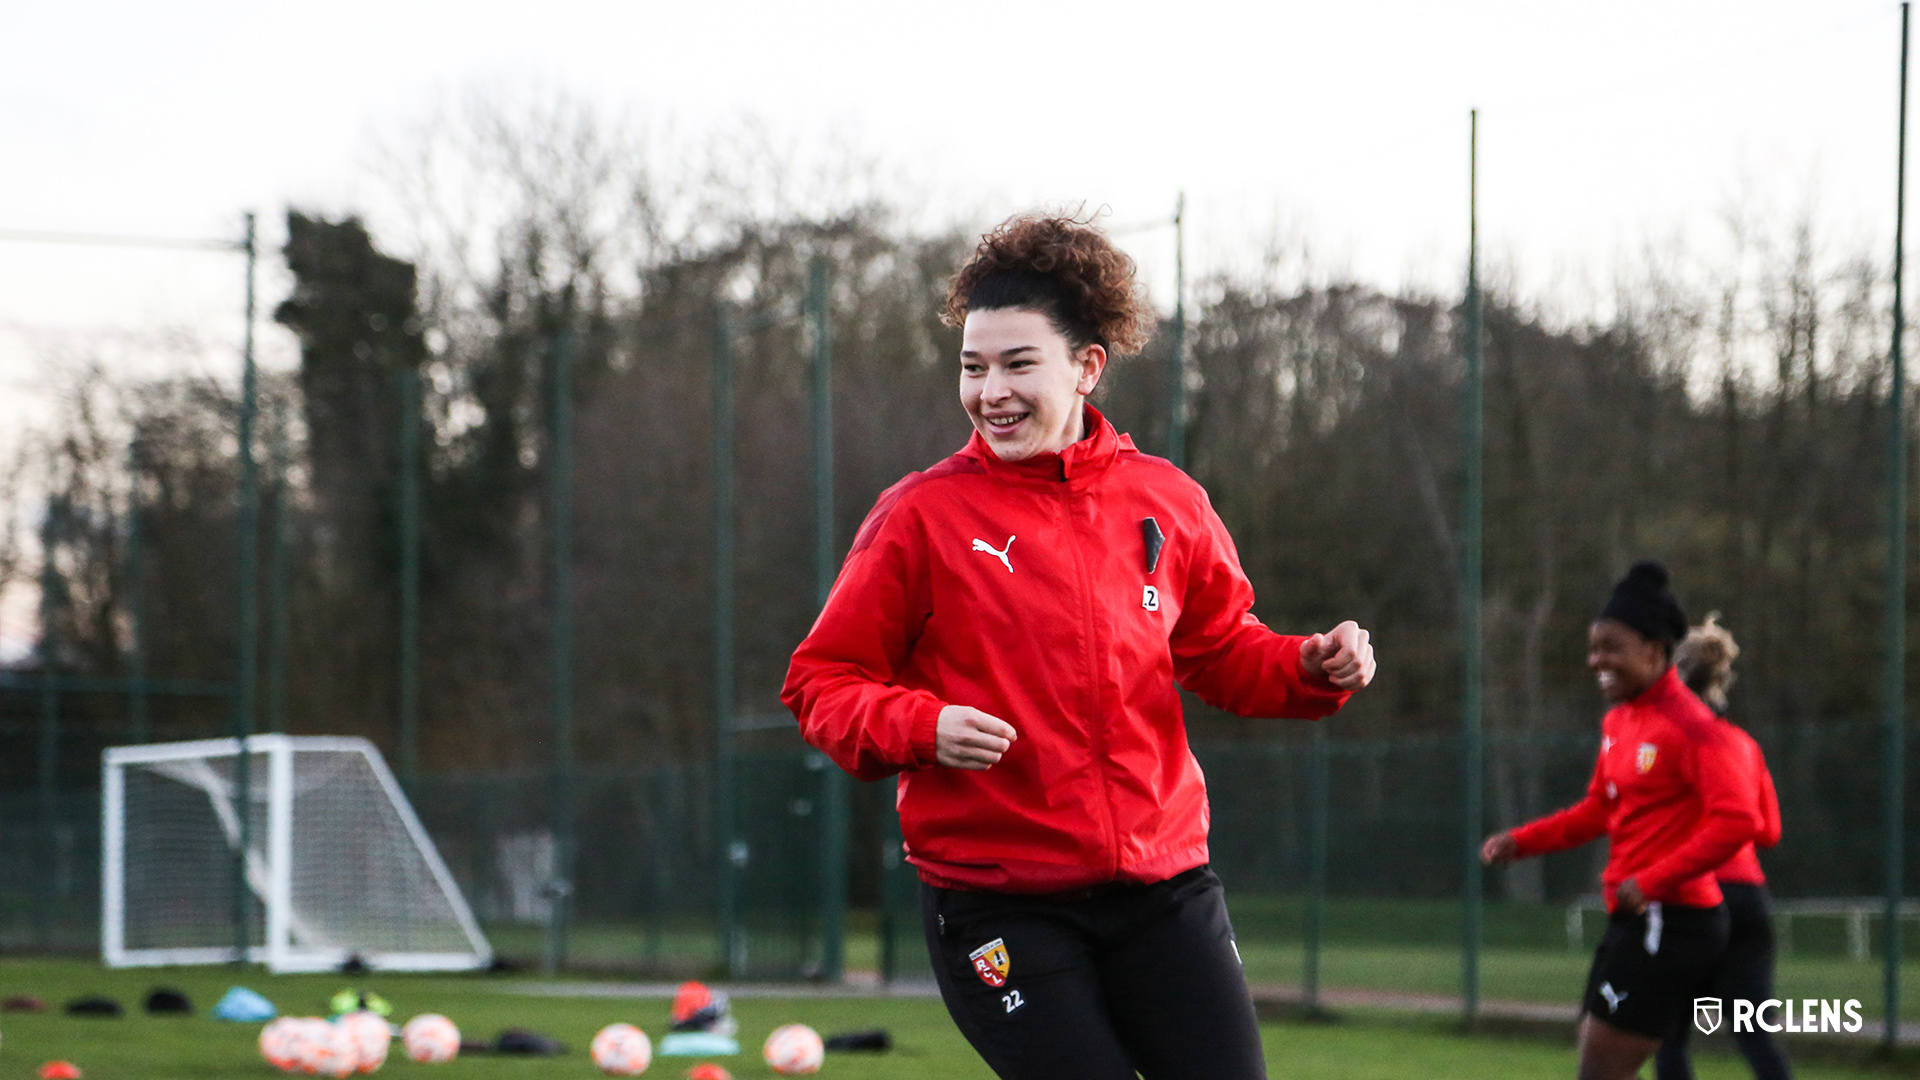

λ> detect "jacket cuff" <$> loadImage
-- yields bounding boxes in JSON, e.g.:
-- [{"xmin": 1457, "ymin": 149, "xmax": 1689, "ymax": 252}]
[
  {"xmin": 909, "ymin": 698, "xmax": 944, "ymax": 769},
  {"xmin": 1508, "ymin": 822, "xmax": 1547, "ymax": 859},
  {"xmin": 1633, "ymin": 867, "xmax": 1673, "ymax": 900},
  {"xmin": 1285, "ymin": 639, "xmax": 1354, "ymax": 711}
]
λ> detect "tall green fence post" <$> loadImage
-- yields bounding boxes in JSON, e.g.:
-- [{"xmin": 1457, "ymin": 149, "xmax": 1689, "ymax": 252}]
[
  {"xmin": 879, "ymin": 778, "xmax": 906, "ymax": 983},
  {"xmin": 1304, "ymin": 726, "xmax": 1329, "ymax": 1014},
  {"xmin": 713, "ymin": 302, "xmax": 743, "ymax": 977},
  {"xmin": 232, "ymin": 211, "xmax": 260, "ymax": 963},
  {"xmin": 266, "ymin": 399, "xmax": 292, "ymax": 735},
  {"xmin": 545, "ymin": 330, "xmax": 576, "ymax": 975},
  {"xmin": 1167, "ymin": 194, "xmax": 1187, "ymax": 469},
  {"xmin": 1460, "ymin": 110, "xmax": 1486, "ymax": 1027},
  {"xmin": 1886, "ymin": 4, "xmax": 1911, "ymax": 1051},
  {"xmin": 126, "ymin": 439, "xmax": 149, "ymax": 743},
  {"xmin": 399, "ymin": 367, "xmax": 422, "ymax": 784},
  {"xmin": 37, "ymin": 492, "xmax": 61, "ymax": 947},
  {"xmin": 809, "ymin": 256, "xmax": 848, "ymax": 981}
]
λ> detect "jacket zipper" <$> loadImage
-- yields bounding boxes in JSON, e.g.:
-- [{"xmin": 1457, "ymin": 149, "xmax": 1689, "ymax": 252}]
[{"xmin": 1063, "ymin": 481, "xmax": 1122, "ymax": 878}]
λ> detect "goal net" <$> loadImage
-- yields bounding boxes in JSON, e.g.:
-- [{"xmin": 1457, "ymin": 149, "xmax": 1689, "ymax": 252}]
[{"xmin": 102, "ymin": 734, "xmax": 492, "ymax": 972}]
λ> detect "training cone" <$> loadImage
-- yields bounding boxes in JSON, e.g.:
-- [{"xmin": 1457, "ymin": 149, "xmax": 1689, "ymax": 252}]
[{"xmin": 38, "ymin": 1063, "xmax": 82, "ymax": 1080}]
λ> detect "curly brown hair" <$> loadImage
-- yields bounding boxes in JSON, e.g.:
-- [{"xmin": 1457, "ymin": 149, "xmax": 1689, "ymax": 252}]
[
  {"xmin": 1675, "ymin": 613, "xmax": 1740, "ymax": 715},
  {"xmin": 943, "ymin": 212, "xmax": 1155, "ymax": 356}
]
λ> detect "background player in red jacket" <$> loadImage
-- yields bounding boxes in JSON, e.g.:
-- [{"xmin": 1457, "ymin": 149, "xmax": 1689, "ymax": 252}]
[
  {"xmin": 1655, "ymin": 615, "xmax": 1790, "ymax": 1080},
  {"xmin": 783, "ymin": 212, "xmax": 1375, "ymax": 1080},
  {"xmin": 1482, "ymin": 563, "xmax": 1758, "ymax": 1080}
]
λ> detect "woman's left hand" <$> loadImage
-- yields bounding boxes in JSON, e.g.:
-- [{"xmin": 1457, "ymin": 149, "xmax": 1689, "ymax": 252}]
[{"xmin": 1300, "ymin": 621, "xmax": 1376, "ymax": 690}]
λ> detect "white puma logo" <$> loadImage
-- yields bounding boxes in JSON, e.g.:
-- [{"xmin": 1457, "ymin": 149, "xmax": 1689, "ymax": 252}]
[
  {"xmin": 1598, "ymin": 982, "xmax": 1628, "ymax": 1013},
  {"xmin": 971, "ymin": 535, "xmax": 1015, "ymax": 573}
]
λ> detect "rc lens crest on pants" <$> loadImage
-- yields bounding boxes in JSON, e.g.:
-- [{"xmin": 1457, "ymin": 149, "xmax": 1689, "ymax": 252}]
[{"xmin": 970, "ymin": 938, "xmax": 1011, "ymax": 987}]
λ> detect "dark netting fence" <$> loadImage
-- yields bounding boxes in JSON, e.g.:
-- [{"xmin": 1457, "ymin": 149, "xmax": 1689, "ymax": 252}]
[{"xmin": 3, "ymin": 687, "xmax": 1915, "ymax": 1024}]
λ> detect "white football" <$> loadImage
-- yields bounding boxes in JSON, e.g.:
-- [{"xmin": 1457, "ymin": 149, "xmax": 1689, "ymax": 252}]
[
  {"xmin": 590, "ymin": 1022, "xmax": 653, "ymax": 1075},
  {"xmin": 763, "ymin": 1023, "xmax": 824, "ymax": 1075},
  {"xmin": 259, "ymin": 1017, "xmax": 301, "ymax": 1072},
  {"xmin": 283, "ymin": 1017, "xmax": 352, "ymax": 1076},
  {"xmin": 316, "ymin": 1020, "xmax": 361, "ymax": 1078},
  {"xmin": 401, "ymin": 1014, "xmax": 461, "ymax": 1064},
  {"xmin": 336, "ymin": 1011, "xmax": 391, "ymax": 1073}
]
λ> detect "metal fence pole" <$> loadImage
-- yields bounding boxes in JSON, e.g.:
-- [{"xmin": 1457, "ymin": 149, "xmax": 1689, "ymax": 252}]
[
  {"xmin": 879, "ymin": 778, "xmax": 905, "ymax": 983},
  {"xmin": 399, "ymin": 368, "xmax": 422, "ymax": 785},
  {"xmin": 232, "ymin": 211, "xmax": 259, "ymax": 962},
  {"xmin": 809, "ymin": 256, "xmax": 848, "ymax": 981},
  {"xmin": 125, "ymin": 440, "xmax": 150, "ymax": 743},
  {"xmin": 1886, "ymin": 5, "xmax": 1911, "ymax": 1050},
  {"xmin": 1460, "ymin": 110, "xmax": 1486, "ymax": 1026},
  {"xmin": 1305, "ymin": 727, "xmax": 1329, "ymax": 1013},
  {"xmin": 1167, "ymin": 194, "xmax": 1188, "ymax": 470},
  {"xmin": 37, "ymin": 492, "xmax": 61, "ymax": 947},
  {"xmin": 713, "ymin": 303, "xmax": 743, "ymax": 977},
  {"xmin": 545, "ymin": 330, "xmax": 576, "ymax": 975},
  {"xmin": 266, "ymin": 399, "xmax": 292, "ymax": 735}
]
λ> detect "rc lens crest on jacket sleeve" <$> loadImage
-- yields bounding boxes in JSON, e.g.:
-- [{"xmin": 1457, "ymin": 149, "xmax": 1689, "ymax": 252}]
[
  {"xmin": 1636, "ymin": 743, "xmax": 1658, "ymax": 774},
  {"xmin": 970, "ymin": 938, "xmax": 1011, "ymax": 987}
]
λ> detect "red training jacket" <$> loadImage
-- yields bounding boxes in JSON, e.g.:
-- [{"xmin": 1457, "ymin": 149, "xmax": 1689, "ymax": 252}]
[
  {"xmin": 1509, "ymin": 668, "xmax": 1758, "ymax": 910},
  {"xmin": 781, "ymin": 406, "xmax": 1352, "ymax": 893},
  {"xmin": 1714, "ymin": 721, "xmax": 1781, "ymax": 886}
]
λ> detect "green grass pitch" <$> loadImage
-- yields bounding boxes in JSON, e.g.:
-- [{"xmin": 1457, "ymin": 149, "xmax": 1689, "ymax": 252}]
[{"xmin": 0, "ymin": 958, "xmax": 1912, "ymax": 1079}]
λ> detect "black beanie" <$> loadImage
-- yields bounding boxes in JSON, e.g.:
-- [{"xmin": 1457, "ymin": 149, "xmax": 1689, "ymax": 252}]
[{"xmin": 1599, "ymin": 561, "xmax": 1688, "ymax": 646}]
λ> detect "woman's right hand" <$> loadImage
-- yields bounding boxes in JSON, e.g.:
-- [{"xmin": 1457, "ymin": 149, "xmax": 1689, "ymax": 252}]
[
  {"xmin": 936, "ymin": 705, "xmax": 1019, "ymax": 770},
  {"xmin": 1480, "ymin": 831, "xmax": 1518, "ymax": 866}
]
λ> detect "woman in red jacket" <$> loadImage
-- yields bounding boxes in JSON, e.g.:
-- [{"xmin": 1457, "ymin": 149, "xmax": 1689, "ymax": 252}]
[
  {"xmin": 782, "ymin": 212, "xmax": 1375, "ymax": 1080},
  {"xmin": 1655, "ymin": 616, "xmax": 1790, "ymax": 1080},
  {"xmin": 1483, "ymin": 564, "xmax": 1757, "ymax": 1080}
]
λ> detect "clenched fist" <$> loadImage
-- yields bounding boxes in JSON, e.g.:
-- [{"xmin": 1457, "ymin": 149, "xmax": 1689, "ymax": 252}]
[
  {"xmin": 1480, "ymin": 831, "xmax": 1518, "ymax": 866},
  {"xmin": 936, "ymin": 705, "xmax": 1018, "ymax": 770},
  {"xmin": 1299, "ymin": 621, "xmax": 1376, "ymax": 691}
]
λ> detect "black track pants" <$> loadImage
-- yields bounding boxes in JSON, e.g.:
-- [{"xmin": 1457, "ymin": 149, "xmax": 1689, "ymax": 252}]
[
  {"xmin": 922, "ymin": 865, "xmax": 1266, "ymax": 1080},
  {"xmin": 1654, "ymin": 882, "xmax": 1792, "ymax": 1080}
]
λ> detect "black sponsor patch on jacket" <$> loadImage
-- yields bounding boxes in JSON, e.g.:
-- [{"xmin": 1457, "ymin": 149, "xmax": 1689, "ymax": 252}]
[{"xmin": 1142, "ymin": 517, "xmax": 1166, "ymax": 575}]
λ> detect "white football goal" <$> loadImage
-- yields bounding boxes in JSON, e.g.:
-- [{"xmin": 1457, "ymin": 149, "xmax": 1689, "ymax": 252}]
[{"xmin": 102, "ymin": 734, "xmax": 492, "ymax": 972}]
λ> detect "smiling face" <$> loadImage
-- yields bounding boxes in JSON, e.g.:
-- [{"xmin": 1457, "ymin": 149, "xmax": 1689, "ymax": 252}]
[
  {"xmin": 1588, "ymin": 618, "xmax": 1671, "ymax": 704},
  {"xmin": 960, "ymin": 308, "xmax": 1106, "ymax": 461}
]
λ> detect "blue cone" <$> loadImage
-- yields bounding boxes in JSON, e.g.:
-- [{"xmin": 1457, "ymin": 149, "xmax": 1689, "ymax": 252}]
[{"xmin": 211, "ymin": 986, "xmax": 277, "ymax": 1022}]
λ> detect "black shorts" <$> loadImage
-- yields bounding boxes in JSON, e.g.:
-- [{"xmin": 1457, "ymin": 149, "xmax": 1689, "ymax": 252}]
[
  {"xmin": 921, "ymin": 865, "xmax": 1265, "ymax": 1080},
  {"xmin": 1582, "ymin": 901, "xmax": 1730, "ymax": 1038}
]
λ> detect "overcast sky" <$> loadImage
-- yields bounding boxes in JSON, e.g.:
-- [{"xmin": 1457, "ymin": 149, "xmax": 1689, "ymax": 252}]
[
  {"xmin": 0, "ymin": 0, "xmax": 1912, "ymax": 653},
  {"xmin": 3, "ymin": 1, "xmax": 1909, "ymax": 376}
]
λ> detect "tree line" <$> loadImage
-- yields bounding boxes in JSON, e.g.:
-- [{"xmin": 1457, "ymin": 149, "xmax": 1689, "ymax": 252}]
[{"xmin": 1, "ymin": 107, "xmax": 1907, "ymax": 899}]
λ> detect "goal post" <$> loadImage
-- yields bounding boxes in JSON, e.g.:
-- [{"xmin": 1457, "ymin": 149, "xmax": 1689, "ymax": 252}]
[{"xmin": 102, "ymin": 734, "xmax": 492, "ymax": 972}]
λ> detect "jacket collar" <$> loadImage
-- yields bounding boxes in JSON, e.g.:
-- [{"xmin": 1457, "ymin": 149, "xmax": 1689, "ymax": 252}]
[
  {"xmin": 1625, "ymin": 667, "xmax": 1692, "ymax": 712},
  {"xmin": 959, "ymin": 403, "xmax": 1132, "ymax": 485}
]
